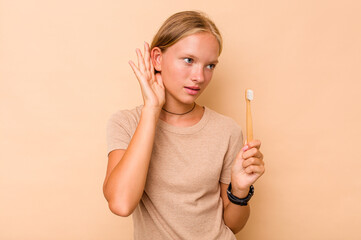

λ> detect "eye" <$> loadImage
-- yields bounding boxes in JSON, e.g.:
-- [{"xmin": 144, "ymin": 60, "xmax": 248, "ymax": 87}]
[
  {"xmin": 184, "ymin": 58, "xmax": 193, "ymax": 64},
  {"xmin": 207, "ymin": 64, "xmax": 216, "ymax": 70}
]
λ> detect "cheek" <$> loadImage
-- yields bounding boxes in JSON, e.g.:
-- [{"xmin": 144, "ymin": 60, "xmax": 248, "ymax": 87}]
[
  {"xmin": 175, "ymin": 65, "xmax": 190, "ymax": 80},
  {"xmin": 205, "ymin": 71, "xmax": 213, "ymax": 79},
  {"xmin": 171, "ymin": 61, "xmax": 188, "ymax": 74},
  {"xmin": 203, "ymin": 71, "xmax": 214, "ymax": 85},
  {"xmin": 163, "ymin": 62, "xmax": 189, "ymax": 82}
]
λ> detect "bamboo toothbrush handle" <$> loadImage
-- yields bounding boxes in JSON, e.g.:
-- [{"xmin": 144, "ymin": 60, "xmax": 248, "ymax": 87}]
[{"xmin": 246, "ymin": 99, "xmax": 253, "ymax": 143}]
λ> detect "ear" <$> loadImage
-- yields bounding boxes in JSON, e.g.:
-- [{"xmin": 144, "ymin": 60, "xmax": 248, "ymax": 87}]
[{"xmin": 151, "ymin": 47, "xmax": 162, "ymax": 72}]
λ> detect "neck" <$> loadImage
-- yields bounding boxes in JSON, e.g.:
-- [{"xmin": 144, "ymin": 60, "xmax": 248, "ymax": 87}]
[
  {"xmin": 161, "ymin": 102, "xmax": 196, "ymax": 115},
  {"xmin": 159, "ymin": 104, "xmax": 205, "ymax": 127},
  {"xmin": 159, "ymin": 103, "xmax": 201, "ymax": 123}
]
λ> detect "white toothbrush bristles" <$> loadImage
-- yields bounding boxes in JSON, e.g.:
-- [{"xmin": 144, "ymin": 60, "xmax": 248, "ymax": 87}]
[{"xmin": 246, "ymin": 89, "xmax": 254, "ymax": 101}]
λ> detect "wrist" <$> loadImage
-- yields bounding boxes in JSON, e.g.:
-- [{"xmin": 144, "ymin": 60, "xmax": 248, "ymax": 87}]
[
  {"xmin": 227, "ymin": 183, "xmax": 254, "ymax": 206},
  {"xmin": 231, "ymin": 188, "xmax": 249, "ymax": 199},
  {"xmin": 230, "ymin": 180, "xmax": 250, "ymax": 198},
  {"xmin": 141, "ymin": 105, "xmax": 161, "ymax": 117}
]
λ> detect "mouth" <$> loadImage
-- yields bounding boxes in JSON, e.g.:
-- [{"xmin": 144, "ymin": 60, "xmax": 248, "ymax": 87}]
[
  {"xmin": 184, "ymin": 86, "xmax": 201, "ymax": 90},
  {"xmin": 184, "ymin": 86, "xmax": 200, "ymax": 95}
]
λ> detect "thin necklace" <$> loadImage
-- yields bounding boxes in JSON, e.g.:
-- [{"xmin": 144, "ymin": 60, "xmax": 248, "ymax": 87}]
[{"xmin": 162, "ymin": 102, "xmax": 196, "ymax": 115}]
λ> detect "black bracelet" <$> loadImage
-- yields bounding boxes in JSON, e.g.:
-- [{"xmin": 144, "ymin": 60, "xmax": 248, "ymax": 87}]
[{"xmin": 226, "ymin": 183, "xmax": 254, "ymax": 206}]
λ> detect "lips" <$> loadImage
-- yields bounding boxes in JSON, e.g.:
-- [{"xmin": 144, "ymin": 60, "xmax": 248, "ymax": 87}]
[
  {"xmin": 184, "ymin": 86, "xmax": 200, "ymax": 95},
  {"xmin": 185, "ymin": 86, "xmax": 200, "ymax": 90}
]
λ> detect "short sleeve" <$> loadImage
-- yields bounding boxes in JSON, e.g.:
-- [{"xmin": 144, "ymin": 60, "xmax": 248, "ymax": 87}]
[
  {"xmin": 106, "ymin": 111, "xmax": 133, "ymax": 156},
  {"xmin": 219, "ymin": 125, "xmax": 244, "ymax": 184}
]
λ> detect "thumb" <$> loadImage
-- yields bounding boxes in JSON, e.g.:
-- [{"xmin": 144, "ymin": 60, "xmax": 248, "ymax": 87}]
[
  {"xmin": 238, "ymin": 144, "xmax": 249, "ymax": 157},
  {"xmin": 241, "ymin": 144, "xmax": 249, "ymax": 152},
  {"xmin": 233, "ymin": 144, "xmax": 249, "ymax": 165},
  {"xmin": 232, "ymin": 144, "xmax": 249, "ymax": 169},
  {"xmin": 155, "ymin": 72, "xmax": 163, "ymax": 86}
]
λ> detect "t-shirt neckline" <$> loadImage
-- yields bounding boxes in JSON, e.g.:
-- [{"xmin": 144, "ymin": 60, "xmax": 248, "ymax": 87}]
[{"xmin": 156, "ymin": 106, "xmax": 210, "ymax": 134}]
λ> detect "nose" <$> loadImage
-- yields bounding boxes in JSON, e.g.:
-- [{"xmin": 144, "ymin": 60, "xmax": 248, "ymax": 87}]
[{"xmin": 191, "ymin": 65, "xmax": 205, "ymax": 83}]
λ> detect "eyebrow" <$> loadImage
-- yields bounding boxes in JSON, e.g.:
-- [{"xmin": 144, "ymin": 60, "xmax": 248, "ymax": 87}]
[{"xmin": 184, "ymin": 53, "xmax": 219, "ymax": 64}]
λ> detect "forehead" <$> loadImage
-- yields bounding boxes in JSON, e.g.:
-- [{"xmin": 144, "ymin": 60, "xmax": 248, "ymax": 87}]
[{"xmin": 165, "ymin": 32, "xmax": 220, "ymax": 60}]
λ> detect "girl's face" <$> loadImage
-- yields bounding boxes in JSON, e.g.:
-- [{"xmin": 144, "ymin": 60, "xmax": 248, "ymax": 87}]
[{"xmin": 154, "ymin": 32, "xmax": 220, "ymax": 105}]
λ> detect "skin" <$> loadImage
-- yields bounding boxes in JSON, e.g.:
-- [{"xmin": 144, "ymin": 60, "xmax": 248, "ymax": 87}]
[
  {"xmin": 151, "ymin": 32, "xmax": 219, "ymax": 116},
  {"xmin": 128, "ymin": 32, "xmax": 265, "ymax": 233}
]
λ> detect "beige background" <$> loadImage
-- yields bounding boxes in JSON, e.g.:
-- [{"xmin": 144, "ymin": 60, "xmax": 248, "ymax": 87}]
[{"xmin": 1, "ymin": 0, "xmax": 360, "ymax": 239}]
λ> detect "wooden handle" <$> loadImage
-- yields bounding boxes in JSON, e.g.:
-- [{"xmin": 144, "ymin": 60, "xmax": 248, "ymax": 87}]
[{"xmin": 246, "ymin": 99, "xmax": 253, "ymax": 143}]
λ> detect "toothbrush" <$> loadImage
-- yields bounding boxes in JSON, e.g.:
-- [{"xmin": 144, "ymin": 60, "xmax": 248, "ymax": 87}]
[{"xmin": 245, "ymin": 89, "xmax": 254, "ymax": 144}]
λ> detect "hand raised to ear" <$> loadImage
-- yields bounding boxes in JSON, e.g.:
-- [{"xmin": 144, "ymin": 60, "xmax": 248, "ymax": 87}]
[{"xmin": 129, "ymin": 41, "xmax": 165, "ymax": 110}]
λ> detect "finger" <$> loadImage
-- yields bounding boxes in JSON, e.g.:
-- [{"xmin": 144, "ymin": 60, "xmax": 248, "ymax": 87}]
[
  {"xmin": 136, "ymin": 48, "xmax": 146, "ymax": 73},
  {"xmin": 129, "ymin": 60, "xmax": 139, "ymax": 75},
  {"xmin": 144, "ymin": 42, "xmax": 150, "ymax": 71},
  {"xmin": 242, "ymin": 157, "xmax": 264, "ymax": 169},
  {"xmin": 129, "ymin": 60, "xmax": 146, "ymax": 85},
  {"xmin": 150, "ymin": 57, "xmax": 156, "ymax": 80},
  {"xmin": 242, "ymin": 148, "xmax": 263, "ymax": 159},
  {"xmin": 234, "ymin": 144, "xmax": 248, "ymax": 160},
  {"xmin": 247, "ymin": 139, "xmax": 261, "ymax": 149},
  {"xmin": 245, "ymin": 164, "xmax": 265, "ymax": 175},
  {"xmin": 155, "ymin": 72, "xmax": 163, "ymax": 86}
]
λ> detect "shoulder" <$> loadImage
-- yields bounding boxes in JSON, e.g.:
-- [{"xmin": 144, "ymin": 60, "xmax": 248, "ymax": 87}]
[
  {"xmin": 108, "ymin": 104, "xmax": 143, "ymax": 125},
  {"xmin": 205, "ymin": 106, "xmax": 241, "ymax": 133},
  {"xmin": 106, "ymin": 105, "xmax": 144, "ymax": 134}
]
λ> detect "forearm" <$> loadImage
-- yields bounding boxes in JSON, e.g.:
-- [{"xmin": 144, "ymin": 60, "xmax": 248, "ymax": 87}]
[
  {"xmin": 104, "ymin": 107, "xmax": 160, "ymax": 214},
  {"xmin": 223, "ymin": 188, "xmax": 251, "ymax": 234}
]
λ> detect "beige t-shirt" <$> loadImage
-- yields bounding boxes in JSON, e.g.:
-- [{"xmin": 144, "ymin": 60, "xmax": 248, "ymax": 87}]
[{"xmin": 106, "ymin": 105, "xmax": 243, "ymax": 240}]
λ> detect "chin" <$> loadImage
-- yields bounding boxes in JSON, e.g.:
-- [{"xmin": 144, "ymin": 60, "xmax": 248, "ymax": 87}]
[{"xmin": 166, "ymin": 92, "xmax": 193, "ymax": 103}]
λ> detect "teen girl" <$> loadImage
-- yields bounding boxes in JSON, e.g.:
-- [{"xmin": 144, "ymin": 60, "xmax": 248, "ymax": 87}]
[{"xmin": 103, "ymin": 10, "xmax": 265, "ymax": 240}]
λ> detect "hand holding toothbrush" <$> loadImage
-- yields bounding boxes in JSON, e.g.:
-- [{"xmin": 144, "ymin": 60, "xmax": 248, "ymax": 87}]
[
  {"xmin": 231, "ymin": 139, "xmax": 264, "ymax": 197},
  {"xmin": 230, "ymin": 89, "xmax": 265, "ymax": 198}
]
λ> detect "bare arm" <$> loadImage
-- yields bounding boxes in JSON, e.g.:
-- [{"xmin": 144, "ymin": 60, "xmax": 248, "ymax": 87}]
[
  {"xmin": 103, "ymin": 107, "xmax": 161, "ymax": 216},
  {"xmin": 220, "ymin": 182, "xmax": 250, "ymax": 233},
  {"xmin": 103, "ymin": 42, "xmax": 165, "ymax": 216},
  {"xmin": 220, "ymin": 140, "xmax": 265, "ymax": 233}
]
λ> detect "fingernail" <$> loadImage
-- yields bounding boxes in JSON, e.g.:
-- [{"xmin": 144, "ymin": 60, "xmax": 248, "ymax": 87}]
[{"xmin": 242, "ymin": 145, "xmax": 249, "ymax": 151}]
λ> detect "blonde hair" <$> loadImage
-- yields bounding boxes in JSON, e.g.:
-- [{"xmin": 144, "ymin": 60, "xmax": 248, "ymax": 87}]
[{"xmin": 150, "ymin": 10, "xmax": 223, "ymax": 55}]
